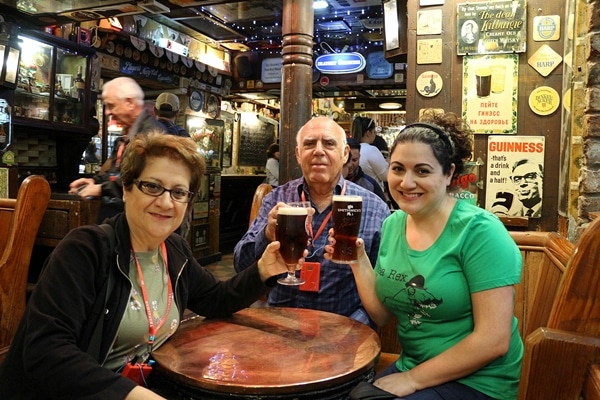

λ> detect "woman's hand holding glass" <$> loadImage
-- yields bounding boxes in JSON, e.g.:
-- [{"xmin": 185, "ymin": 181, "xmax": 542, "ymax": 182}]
[
  {"xmin": 324, "ymin": 227, "xmax": 369, "ymax": 265},
  {"xmin": 257, "ymin": 241, "xmax": 302, "ymax": 283}
]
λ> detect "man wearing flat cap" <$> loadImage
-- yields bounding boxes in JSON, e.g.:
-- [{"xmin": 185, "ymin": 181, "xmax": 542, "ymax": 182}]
[{"xmin": 154, "ymin": 92, "xmax": 190, "ymax": 137}]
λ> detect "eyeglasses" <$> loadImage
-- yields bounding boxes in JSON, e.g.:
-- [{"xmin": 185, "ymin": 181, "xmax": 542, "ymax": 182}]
[
  {"xmin": 133, "ymin": 179, "xmax": 194, "ymax": 203},
  {"xmin": 512, "ymin": 172, "xmax": 539, "ymax": 185}
]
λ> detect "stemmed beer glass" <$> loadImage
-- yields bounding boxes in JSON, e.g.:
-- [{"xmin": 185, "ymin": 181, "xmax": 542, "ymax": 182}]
[{"xmin": 276, "ymin": 202, "xmax": 310, "ymax": 285}]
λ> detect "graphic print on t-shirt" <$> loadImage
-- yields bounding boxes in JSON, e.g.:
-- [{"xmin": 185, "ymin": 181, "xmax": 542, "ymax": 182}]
[{"xmin": 382, "ymin": 274, "xmax": 443, "ymax": 328}]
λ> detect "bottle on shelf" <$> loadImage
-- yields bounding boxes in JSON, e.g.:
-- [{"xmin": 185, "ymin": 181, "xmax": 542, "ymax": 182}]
[
  {"xmin": 0, "ymin": 124, "xmax": 6, "ymax": 144},
  {"xmin": 74, "ymin": 65, "xmax": 85, "ymax": 102},
  {"xmin": 68, "ymin": 23, "xmax": 78, "ymax": 42}
]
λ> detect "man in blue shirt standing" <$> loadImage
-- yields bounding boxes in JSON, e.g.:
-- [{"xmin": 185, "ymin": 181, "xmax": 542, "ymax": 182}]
[
  {"xmin": 154, "ymin": 92, "xmax": 190, "ymax": 137},
  {"xmin": 234, "ymin": 117, "xmax": 390, "ymax": 325}
]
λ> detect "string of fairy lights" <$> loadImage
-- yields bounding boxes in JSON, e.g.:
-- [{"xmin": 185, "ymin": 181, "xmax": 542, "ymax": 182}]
[{"xmin": 193, "ymin": 5, "xmax": 385, "ymax": 55}]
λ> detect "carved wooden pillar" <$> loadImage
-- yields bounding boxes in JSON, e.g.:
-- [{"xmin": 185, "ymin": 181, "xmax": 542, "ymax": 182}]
[{"xmin": 279, "ymin": 0, "xmax": 314, "ymax": 183}]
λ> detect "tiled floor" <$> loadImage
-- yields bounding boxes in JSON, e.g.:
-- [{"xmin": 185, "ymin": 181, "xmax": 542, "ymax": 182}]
[{"xmin": 203, "ymin": 252, "xmax": 236, "ymax": 280}]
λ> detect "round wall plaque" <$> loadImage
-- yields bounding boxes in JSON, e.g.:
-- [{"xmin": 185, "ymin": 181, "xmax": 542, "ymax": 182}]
[
  {"xmin": 528, "ymin": 86, "xmax": 560, "ymax": 116},
  {"xmin": 189, "ymin": 90, "xmax": 204, "ymax": 112},
  {"xmin": 416, "ymin": 71, "xmax": 442, "ymax": 97}
]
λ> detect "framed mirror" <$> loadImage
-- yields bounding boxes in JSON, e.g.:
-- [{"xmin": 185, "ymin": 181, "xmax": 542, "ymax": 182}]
[{"xmin": 382, "ymin": 0, "xmax": 408, "ymax": 62}]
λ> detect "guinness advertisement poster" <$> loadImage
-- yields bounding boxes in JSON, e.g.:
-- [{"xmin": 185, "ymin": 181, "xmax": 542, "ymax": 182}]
[
  {"xmin": 457, "ymin": 0, "xmax": 527, "ymax": 55},
  {"xmin": 486, "ymin": 136, "xmax": 545, "ymax": 219}
]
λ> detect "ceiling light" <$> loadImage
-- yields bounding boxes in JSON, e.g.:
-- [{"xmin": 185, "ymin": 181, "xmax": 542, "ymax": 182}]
[
  {"xmin": 379, "ymin": 102, "xmax": 402, "ymax": 110},
  {"xmin": 314, "ymin": 1, "xmax": 329, "ymax": 9}
]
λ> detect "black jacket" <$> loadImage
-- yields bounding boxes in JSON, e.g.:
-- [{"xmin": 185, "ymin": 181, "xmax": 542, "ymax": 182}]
[{"xmin": 0, "ymin": 213, "xmax": 271, "ymax": 399}]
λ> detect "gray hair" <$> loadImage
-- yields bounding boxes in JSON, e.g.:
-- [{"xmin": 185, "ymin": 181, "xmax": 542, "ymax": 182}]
[{"xmin": 102, "ymin": 77, "xmax": 144, "ymax": 106}]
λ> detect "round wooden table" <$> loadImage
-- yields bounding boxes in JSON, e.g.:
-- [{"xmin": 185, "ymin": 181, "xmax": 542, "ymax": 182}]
[{"xmin": 152, "ymin": 307, "xmax": 381, "ymax": 399}]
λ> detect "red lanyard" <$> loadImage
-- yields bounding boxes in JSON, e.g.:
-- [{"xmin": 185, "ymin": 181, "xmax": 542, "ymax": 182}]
[
  {"xmin": 132, "ymin": 242, "xmax": 173, "ymax": 350},
  {"xmin": 115, "ymin": 141, "xmax": 126, "ymax": 168},
  {"xmin": 301, "ymin": 180, "xmax": 346, "ymax": 242}
]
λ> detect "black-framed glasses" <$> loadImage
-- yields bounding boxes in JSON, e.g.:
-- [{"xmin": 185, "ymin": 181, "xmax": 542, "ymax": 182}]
[
  {"xmin": 133, "ymin": 179, "xmax": 194, "ymax": 203},
  {"xmin": 512, "ymin": 172, "xmax": 539, "ymax": 185}
]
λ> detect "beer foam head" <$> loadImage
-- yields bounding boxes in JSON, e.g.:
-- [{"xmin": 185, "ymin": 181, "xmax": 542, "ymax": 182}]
[
  {"xmin": 278, "ymin": 206, "xmax": 308, "ymax": 215},
  {"xmin": 332, "ymin": 195, "xmax": 363, "ymax": 203}
]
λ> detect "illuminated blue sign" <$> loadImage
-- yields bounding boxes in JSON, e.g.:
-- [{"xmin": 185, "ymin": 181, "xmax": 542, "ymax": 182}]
[{"xmin": 315, "ymin": 52, "xmax": 366, "ymax": 74}]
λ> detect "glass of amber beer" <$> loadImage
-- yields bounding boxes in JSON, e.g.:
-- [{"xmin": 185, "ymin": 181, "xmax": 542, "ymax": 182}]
[
  {"xmin": 276, "ymin": 202, "xmax": 310, "ymax": 285},
  {"xmin": 331, "ymin": 195, "xmax": 363, "ymax": 263}
]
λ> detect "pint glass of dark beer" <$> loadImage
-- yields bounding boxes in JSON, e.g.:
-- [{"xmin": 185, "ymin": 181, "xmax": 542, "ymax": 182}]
[
  {"xmin": 276, "ymin": 205, "xmax": 309, "ymax": 285},
  {"xmin": 332, "ymin": 195, "xmax": 363, "ymax": 263}
]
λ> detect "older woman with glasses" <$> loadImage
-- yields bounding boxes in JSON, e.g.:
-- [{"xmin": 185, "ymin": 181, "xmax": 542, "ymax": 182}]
[{"xmin": 0, "ymin": 132, "xmax": 290, "ymax": 400}]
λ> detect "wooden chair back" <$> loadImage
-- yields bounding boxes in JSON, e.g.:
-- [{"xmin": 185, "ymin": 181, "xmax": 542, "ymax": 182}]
[
  {"xmin": 510, "ymin": 231, "xmax": 573, "ymax": 339},
  {"xmin": 0, "ymin": 175, "xmax": 51, "ymax": 362},
  {"xmin": 519, "ymin": 217, "xmax": 600, "ymax": 400},
  {"xmin": 249, "ymin": 183, "xmax": 273, "ymax": 226},
  {"xmin": 248, "ymin": 183, "xmax": 273, "ymax": 304}
]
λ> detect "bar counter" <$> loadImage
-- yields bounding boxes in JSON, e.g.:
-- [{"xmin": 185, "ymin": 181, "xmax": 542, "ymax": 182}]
[{"xmin": 152, "ymin": 307, "xmax": 381, "ymax": 399}]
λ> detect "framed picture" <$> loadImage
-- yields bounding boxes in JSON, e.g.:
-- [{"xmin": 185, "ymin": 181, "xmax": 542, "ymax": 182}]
[{"xmin": 462, "ymin": 54, "xmax": 518, "ymax": 134}]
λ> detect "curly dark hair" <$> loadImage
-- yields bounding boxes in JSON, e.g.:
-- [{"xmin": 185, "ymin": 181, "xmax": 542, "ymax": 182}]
[{"xmin": 390, "ymin": 111, "xmax": 473, "ymax": 180}]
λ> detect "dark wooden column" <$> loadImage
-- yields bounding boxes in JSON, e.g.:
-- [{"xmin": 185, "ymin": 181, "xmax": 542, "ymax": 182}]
[{"xmin": 279, "ymin": 0, "xmax": 314, "ymax": 184}]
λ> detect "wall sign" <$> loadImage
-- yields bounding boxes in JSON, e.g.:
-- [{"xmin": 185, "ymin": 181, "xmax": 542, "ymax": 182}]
[
  {"xmin": 315, "ymin": 53, "xmax": 366, "ymax": 74},
  {"xmin": 0, "ymin": 168, "xmax": 7, "ymax": 198},
  {"xmin": 533, "ymin": 15, "xmax": 560, "ymax": 41},
  {"xmin": 416, "ymin": 71, "xmax": 443, "ymax": 97},
  {"xmin": 261, "ymin": 58, "xmax": 282, "ymax": 83},
  {"xmin": 462, "ymin": 54, "xmax": 518, "ymax": 134},
  {"xmin": 239, "ymin": 113, "xmax": 276, "ymax": 167},
  {"xmin": 417, "ymin": 38, "xmax": 443, "ymax": 64},
  {"xmin": 486, "ymin": 136, "xmax": 545, "ymax": 218},
  {"xmin": 366, "ymin": 52, "xmax": 393, "ymax": 79},
  {"xmin": 189, "ymin": 90, "xmax": 204, "ymax": 112},
  {"xmin": 528, "ymin": 44, "xmax": 562, "ymax": 77},
  {"xmin": 417, "ymin": 9, "xmax": 443, "ymax": 35},
  {"xmin": 528, "ymin": 86, "xmax": 560, "ymax": 116},
  {"xmin": 457, "ymin": 0, "xmax": 527, "ymax": 55}
]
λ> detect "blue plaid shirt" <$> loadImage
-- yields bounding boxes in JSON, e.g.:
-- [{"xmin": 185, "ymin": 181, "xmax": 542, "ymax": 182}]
[{"xmin": 234, "ymin": 176, "xmax": 390, "ymax": 321}]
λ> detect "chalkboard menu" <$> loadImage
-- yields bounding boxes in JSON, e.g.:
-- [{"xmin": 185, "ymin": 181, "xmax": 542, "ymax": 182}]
[{"xmin": 239, "ymin": 113, "xmax": 277, "ymax": 166}]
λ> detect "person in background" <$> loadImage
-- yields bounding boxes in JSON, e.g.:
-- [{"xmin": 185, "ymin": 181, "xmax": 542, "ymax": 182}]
[
  {"xmin": 372, "ymin": 129, "xmax": 389, "ymax": 154},
  {"xmin": 509, "ymin": 158, "xmax": 543, "ymax": 218},
  {"xmin": 265, "ymin": 142, "xmax": 280, "ymax": 187},
  {"xmin": 328, "ymin": 112, "xmax": 523, "ymax": 399},
  {"xmin": 343, "ymin": 138, "xmax": 387, "ymax": 203},
  {"xmin": 83, "ymin": 139, "xmax": 100, "ymax": 165},
  {"xmin": 0, "ymin": 132, "xmax": 290, "ymax": 400},
  {"xmin": 154, "ymin": 92, "xmax": 190, "ymax": 137},
  {"xmin": 352, "ymin": 116, "xmax": 389, "ymax": 190},
  {"xmin": 69, "ymin": 77, "xmax": 166, "ymax": 223},
  {"xmin": 234, "ymin": 117, "xmax": 390, "ymax": 325}
]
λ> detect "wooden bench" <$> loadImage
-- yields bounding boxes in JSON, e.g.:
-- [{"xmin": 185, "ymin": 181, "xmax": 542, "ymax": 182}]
[
  {"xmin": 0, "ymin": 175, "xmax": 51, "ymax": 363},
  {"xmin": 375, "ymin": 230, "xmax": 574, "ymax": 375}
]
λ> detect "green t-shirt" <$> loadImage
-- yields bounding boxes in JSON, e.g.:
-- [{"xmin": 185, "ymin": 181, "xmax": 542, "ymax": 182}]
[{"xmin": 375, "ymin": 200, "xmax": 523, "ymax": 399}]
